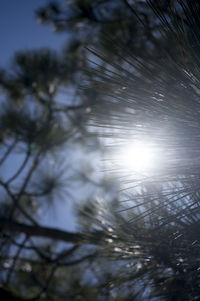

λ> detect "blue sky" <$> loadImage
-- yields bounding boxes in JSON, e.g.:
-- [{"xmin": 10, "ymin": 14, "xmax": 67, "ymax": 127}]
[
  {"xmin": 0, "ymin": 0, "xmax": 66, "ymax": 66},
  {"xmin": 0, "ymin": 0, "xmax": 78, "ymax": 231},
  {"xmin": 0, "ymin": 1, "xmax": 102, "ymax": 232}
]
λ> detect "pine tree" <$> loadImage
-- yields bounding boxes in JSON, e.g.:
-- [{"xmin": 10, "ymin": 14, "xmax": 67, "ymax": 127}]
[
  {"xmin": 0, "ymin": 47, "xmax": 106, "ymax": 300},
  {"xmin": 3, "ymin": 1, "xmax": 200, "ymax": 300},
  {"xmin": 82, "ymin": 1, "xmax": 200, "ymax": 299}
]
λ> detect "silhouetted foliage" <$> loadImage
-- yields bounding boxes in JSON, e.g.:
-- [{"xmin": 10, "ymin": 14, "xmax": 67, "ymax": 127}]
[{"xmin": 2, "ymin": 1, "xmax": 200, "ymax": 301}]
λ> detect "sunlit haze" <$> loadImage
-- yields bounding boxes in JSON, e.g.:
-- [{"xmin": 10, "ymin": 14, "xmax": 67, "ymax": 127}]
[{"xmin": 120, "ymin": 141, "xmax": 160, "ymax": 174}]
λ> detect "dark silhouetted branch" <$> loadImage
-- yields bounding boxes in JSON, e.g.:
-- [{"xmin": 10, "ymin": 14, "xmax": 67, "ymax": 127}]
[{"xmin": 0, "ymin": 218, "xmax": 105, "ymax": 245}]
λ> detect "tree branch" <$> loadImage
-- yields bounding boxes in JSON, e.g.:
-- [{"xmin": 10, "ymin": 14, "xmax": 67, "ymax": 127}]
[
  {"xmin": 0, "ymin": 218, "xmax": 104, "ymax": 245},
  {"xmin": 0, "ymin": 138, "xmax": 17, "ymax": 167},
  {"xmin": 6, "ymin": 150, "xmax": 31, "ymax": 185}
]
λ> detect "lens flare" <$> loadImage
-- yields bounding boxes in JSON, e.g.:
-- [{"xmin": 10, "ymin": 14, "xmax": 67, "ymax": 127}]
[{"xmin": 120, "ymin": 141, "xmax": 159, "ymax": 173}]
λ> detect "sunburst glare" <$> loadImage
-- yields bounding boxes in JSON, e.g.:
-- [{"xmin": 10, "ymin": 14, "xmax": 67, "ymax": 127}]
[{"xmin": 119, "ymin": 140, "xmax": 161, "ymax": 174}]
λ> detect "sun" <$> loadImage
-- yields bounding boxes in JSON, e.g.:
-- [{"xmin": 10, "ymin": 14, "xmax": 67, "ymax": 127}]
[{"xmin": 120, "ymin": 141, "xmax": 159, "ymax": 174}]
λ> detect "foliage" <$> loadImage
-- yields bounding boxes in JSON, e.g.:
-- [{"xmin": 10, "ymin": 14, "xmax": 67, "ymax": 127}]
[{"xmin": 2, "ymin": 1, "xmax": 200, "ymax": 301}]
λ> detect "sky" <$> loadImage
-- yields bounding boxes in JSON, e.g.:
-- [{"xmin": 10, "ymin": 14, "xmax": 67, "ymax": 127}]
[
  {"xmin": 0, "ymin": 0, "xmax": 79, "ymax": 231},
  {"xmin": 0, "ymin": 0, "xmax": 103, "ymax": 233},
  {"xmin": 0, "ymin": 0, "xmax": 66, "ymax": 67}
]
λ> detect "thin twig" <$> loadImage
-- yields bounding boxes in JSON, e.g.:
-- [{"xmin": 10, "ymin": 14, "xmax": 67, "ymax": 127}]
[
  {"xmin": 6, "ymin": 150, "xmax": 31, "ymax": 185},
  {"xmin": 6, "ymin": 235, "xmax": 29, "ymax": 285},
  {"xmin": 0, "ymin": 139, "xmax": 17, "ymax": 167}
]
